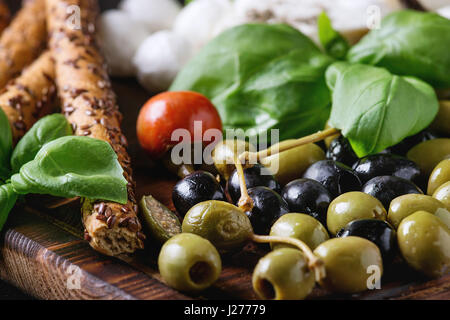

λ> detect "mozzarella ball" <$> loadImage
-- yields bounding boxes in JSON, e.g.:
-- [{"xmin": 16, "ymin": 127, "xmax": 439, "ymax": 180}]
[
  {"xmin": 173, "ymin": 0, "xmax": 233, "ymax": 53},
  {"xmin": 133, "ymin": 31, "xmax": 194, "ymax": 92},
  {"xmin": 97, "ymin": 10, "xmax": 150, "ymax": 77},
  {"xmin": 119, "ymin": 0, "xmax": 181, "ymax": 32}
]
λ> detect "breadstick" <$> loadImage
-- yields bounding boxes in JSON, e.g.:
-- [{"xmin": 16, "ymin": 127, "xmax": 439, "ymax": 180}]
[
  {"xmin": 0, "ymin": 0, "xmax": 11, "ymax": 35},
  {"xmin": 0, "ymin": 0, "xmax": 47, "ymax": 89},
  {"xmin": 46, "ymin": 0, "xmax": 144, "ymax": 256},
  {"xmin": 0, "ymin": 51, "xmax": 56, "ymax": 144}
]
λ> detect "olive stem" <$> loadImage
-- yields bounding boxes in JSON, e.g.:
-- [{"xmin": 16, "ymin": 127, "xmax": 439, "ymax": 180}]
[
  {"xmin": 250, "ymin": 234, "xmax": 326, "ymax": 282},
  {"xmin": 234, "ymin": 155, "xmax": 254, "ymax": 212},
  {"xmin": 46, "ymin": 197, "xmax": 80, "ymax": 209},
  {"xmin": 239, "ymin": 128, "xmax": 340, "ymax": 163}
]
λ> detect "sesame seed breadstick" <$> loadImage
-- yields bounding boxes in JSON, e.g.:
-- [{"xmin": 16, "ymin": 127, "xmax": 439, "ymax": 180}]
[
  {"xmin": 0, "ymin": 0, "xmax": 47, "ymax": 89},
  {"xmin": 0, "ymin": 51, "xmax": 56, "ymax": 144},
  {"xmin": 46, "ymin": 0, "xmax": 144, "ymax": 256},
  {"xmin": 0, "ymin": 1, "xmax": 11, "ymax": 35}
]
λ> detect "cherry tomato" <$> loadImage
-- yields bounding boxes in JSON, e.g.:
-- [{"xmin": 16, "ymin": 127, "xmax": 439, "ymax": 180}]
[{"xmin": 137, "ymin": 91, "xmax": 222, "ymax": 158}]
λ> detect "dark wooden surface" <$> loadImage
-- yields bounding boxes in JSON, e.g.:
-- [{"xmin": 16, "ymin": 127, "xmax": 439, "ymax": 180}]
[{"xmin": 0, "ymin": 0, "xmax": 448, "ymax": 300}]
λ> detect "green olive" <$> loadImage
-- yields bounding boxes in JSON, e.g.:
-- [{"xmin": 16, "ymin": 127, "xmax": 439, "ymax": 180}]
[
  {"xmin": 182, "ymin": 200, "xmax": 253, "ymax": 250},
  {"xmin": 388, "ymin": 194, "xmax": 450, "ymax": 229},
  {"xmin": 433, "ymin": 181, "xmax": 450, "ymax": 209},
  {"xmin": 430, "ymin": 100, "xmax": 450, "ymax": 136},
  {"xmin": 428, "ymin": 159, "xmax": 450, "ymax": 195},
  {"xmin": 269, "ymin": 213, "xmax": 329, "ymax": 250},
  {"xmin": 327, "ymin": 192, "xmax": 387, "ymax": 236},
  {"xmin": 158, "ymin": 233, "xmax": 222, "ymax": 292},
  {"xmin": 252, "ymin": 248, "xmax": 315, "ymax": 300},
  {"xmin": 397, "ymin": 211, "xmax": 450, "ymax": 278},
  {"xmin": 324, "ymin": 120, "xmax": 340, "ymax": 148},
  {"xmin": 212, "ymin": 139, "xmax": 256, "ymax": 179},
  {"xmin": 139, "ymin": 195, "xmax": 181, "ymax": 243},
  {"xmin": 314, "ymin": 237, "xmax": 383, "ymax": 293},
  {"xmin": 407, "ymin": 138, "xmax": 450, "ymax": 176},
  {"xmin": 260, "ymin": 142, "xmax": 325, "ymax": 186}
]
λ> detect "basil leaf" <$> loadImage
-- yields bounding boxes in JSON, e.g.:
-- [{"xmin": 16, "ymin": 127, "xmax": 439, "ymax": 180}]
[
  {"xmin": 317, "ymin": 11, "xmax": 349, "ymax": 60},
  {"xmin": 326, "ymin": 62, "xmax": 439, "ymax": 157},
  {"xmin": 11, "ymin": 136, "xmax": 128, "ymax": 204},
  {"xmin": 0, "ymin": 184, "xmax": 18, "ymax": 231},
  {"xmin": 0, "ymin": 108, "xmax": 12, "ymax": 180},
  {"xmin": 171, "ymin": 24, "xmax": 333, "ymax": 142},
  {"xmin": 10, "ymin": 114, "xmax": 73, "ymax": 174},
  {"xmin": 348, "ymin": 10, "xmax": 450, "ymax": 88}
]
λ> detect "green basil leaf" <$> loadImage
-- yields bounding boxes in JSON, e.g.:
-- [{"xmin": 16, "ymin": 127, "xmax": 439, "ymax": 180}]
[
  {"xmin": 317, "ymin": 11, "xmax": 350, "ymax": 60},
  {"xmin": 10, "ymin": 114, "xmax": 73, "ymax": 174},
  {"xmin": 347, "ymin": 10, "xmax": 450, "ymax": 88},
  {"xmin": 11, "ymin": 136, "xmax": 128, "ymax": 204},
  {"xmin": 326, "ymin": 62, "xmax": 439, "ymax": 157},
  {"xmin": 170, "ymin": 24, "xmax": 333, "ymax": 142},
  {"xmin": 0, "ymin": 108, "xmax": 12, "ymax": 180},
  {"xmin": 0, "ymin": 183, "xmax": 18, "ymax": 231}
]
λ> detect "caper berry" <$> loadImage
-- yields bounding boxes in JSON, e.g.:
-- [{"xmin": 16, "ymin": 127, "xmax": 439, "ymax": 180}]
[
  {"xmin": 182, "ymin": 200, "xmax": 253, "ymax": 250},
  {"xmin": 212, "ymin": 139, "xmax": 256, "ymax": 180}
]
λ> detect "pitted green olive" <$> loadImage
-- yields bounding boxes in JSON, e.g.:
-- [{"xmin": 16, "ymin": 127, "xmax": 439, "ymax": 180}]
[
  {"xmin": 158, "ymin": 233, "xmax": 222, "ymax": 292},
  {"xmin": 269, "ymin": 213, "xmax": 329, "ymax": 250},
  {"xmin": 430, "ymin": 100, "xmax": 450, "ymax": 136},
  {"xmin": 433, "ymin": 181, "xmax": 450, "ymax": 209},
  {"xmin": 388, "ymin": 194, "xmax": 450, "ymax": 229},
  {"xmin": 314, "ymin": 236, "xmax": 383, "ymax": 293},
  {"xmin": 428, "ymin": 159, "xmax": 450, "ymax": 195},
  {"xmin": 407, "ymin": 138, "xmax": 450, "ymax": 176},
  {"xmin": 212, "ymin": 139, "xmax": 256, "ymax": 179},
  {"xmin": 327, "ymin": 192, "xmax": 387, "ymax": 236},
  {"xmin": 260, "ymin": 141, "xmax": 325, "ymax": 186},
  {"xmin": 397, "ymin": 211, "xmax": 450, "ymax": 278},
  {"xmin": 252, "ymin": 248, "xmax": 315, "ymax": 300},
  {"xmin": 182, "ymin": 200, "xmax": 253, "ymax": 250}
]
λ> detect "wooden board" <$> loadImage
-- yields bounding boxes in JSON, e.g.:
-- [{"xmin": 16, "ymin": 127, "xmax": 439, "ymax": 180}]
[{"xmin": 0, "ymin": 78, "xmax": 449, "ymax": 300}]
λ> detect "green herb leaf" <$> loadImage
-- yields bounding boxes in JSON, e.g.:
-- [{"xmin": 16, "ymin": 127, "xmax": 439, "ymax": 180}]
[
  {"xmin": 0, "ymin": 183, "xmax": 18, "ymax": 231},
  {"xmin": 170, "ymin": 24, "xmax": 333, "ymax": 142},
  {"xmin": 0, "ymin": 108, "xmax": 12, "ymax": 180},
  {"xmin": 10, "ymin": 114, "xmax": 73, "ymax": 174},
  {"xmin": 11, "ymin": 136, "xmax": 128, "ymax": 204},
  {"xmin": 326, "ymin": 62, "xmax": 439, "ymax": 157},
  {"xmin": 347, "ymin": 10, "xmax": 450, "ymax": 88},
  {"xmin": 317, "ymin": 11, "xmax": 350, "ymax": 60}
]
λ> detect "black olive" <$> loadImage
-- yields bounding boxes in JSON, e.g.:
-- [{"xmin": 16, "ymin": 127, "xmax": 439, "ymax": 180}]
[
  {"xmin": 281, "ymin": 178, "xmax": 332, "ymax": 226},
  {"xmin": 172, "ymin": 171, "xmax": 227, "ymax": 217},
  {"xmin": 352, "ymin": 154, "xmax": 421, "ymax": 185},
  {"xmin": 302, "ymin": 160, "xmax": 361, "ymax": 198},
  {"xmin": 246, "ymin": 186, "xmax": 289, "ymax": 234},
  {"xmin": 336, "ymin": 219, "xmax": 397, "ymax": 264},
  {"xmin": 227, "ymin": 163, "xmax": 281, "ymax": 204},
  {"xmin": 386, "ymin": 130, "xmax": 439, "ymax": 156},
  {"xmin": 326, "ymin": 136, "xmax": 359, "ymax": 167},
  {"xmin": 361, "ymin": 175, "xmax": 422, "ymax": 210}
]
